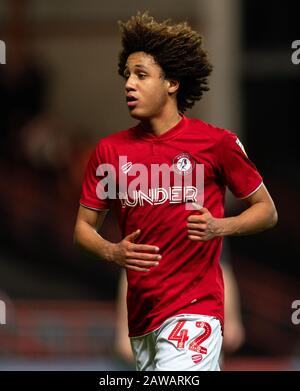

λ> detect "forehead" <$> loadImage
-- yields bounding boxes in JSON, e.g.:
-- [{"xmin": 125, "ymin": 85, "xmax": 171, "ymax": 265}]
[{"xmin": 125, "ymin": 52, "xmax": 160, "ymax": 70}]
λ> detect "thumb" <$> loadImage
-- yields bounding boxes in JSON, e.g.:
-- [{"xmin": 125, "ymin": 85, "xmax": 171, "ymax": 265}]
[
  {"xmin": 192, "ymin": 202, "xmax": 203, "ymax": 211},
  {"xmin": 192, "ymin": 203, "xmax": 209, "ymax": 214},
  {"xmin": 125, "ymin": 229, "xmax": 141, "ymax": 242}
]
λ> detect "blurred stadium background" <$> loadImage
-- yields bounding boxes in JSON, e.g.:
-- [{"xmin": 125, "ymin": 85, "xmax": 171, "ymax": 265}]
[{"xmin": 0, "ymin": 0, "xmax": 299, "ymax": 371}]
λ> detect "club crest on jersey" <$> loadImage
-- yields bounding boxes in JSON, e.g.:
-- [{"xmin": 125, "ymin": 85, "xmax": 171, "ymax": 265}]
[{"xmin": 173, "ymin": 153, "xmax": 195, "ymax": 175}]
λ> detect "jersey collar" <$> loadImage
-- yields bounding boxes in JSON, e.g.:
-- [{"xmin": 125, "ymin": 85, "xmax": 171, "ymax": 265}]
[{"xmin": 133, "ymin": 114, "xmax": 186, "ymax": 142}]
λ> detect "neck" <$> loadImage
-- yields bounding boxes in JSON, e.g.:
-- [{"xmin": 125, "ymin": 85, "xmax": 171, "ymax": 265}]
[{"xmin": 140, "ymin": 108, "xmax": 182, "ymax": 136}]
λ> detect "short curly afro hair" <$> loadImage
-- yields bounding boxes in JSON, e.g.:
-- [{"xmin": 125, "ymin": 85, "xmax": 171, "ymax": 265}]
[{"xmin": 118, "ymin": 11, "xmax": 213, "ymax": 113}]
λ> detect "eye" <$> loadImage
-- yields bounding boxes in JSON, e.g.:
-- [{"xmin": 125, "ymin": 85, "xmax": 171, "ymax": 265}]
[{"xmin": 138, "ymin": 73, "xmax": 147, "ymax": 79}]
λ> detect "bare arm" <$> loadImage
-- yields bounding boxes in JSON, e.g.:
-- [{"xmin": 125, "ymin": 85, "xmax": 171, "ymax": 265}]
[
  {"xmin": 219, "ymin": 183, "xmax": 278, "ymax": 236},
  {"xmin": 73, "ymin": 206, "xmax": 110, "ymax": 260},
  {"xmin": 74, "ymin": 205, "xmax": 161, "ymax": 272},
  {"xmin": 187, "ymin": 183, "xmax": 278, "ymax": 240}
]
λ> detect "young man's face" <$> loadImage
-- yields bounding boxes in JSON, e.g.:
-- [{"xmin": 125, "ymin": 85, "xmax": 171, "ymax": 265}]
[{"xmin": 124, "ymin": 51, "xmax": 175, "ymax": 120}]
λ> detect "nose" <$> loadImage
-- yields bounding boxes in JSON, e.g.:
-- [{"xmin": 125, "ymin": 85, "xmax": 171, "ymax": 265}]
[{"xmin": 125, "ymin": 75, "xmax": 136, "ymax": 92}]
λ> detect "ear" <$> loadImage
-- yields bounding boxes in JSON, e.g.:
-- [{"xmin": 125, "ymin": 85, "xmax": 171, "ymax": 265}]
[{"xmin": 167, "ymin": 79, "xmax": 180, "ymax": 94}]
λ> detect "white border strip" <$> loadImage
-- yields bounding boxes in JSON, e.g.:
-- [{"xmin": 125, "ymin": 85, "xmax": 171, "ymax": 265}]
[{"xmin": 239, "ymin": 181, "xmax": 263, "ymax": 199}]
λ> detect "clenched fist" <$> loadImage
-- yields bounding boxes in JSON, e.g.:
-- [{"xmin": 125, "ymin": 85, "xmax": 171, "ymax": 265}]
[{"xmin": 187, "ymin": 203, "xmax": 221, "ymax": 242}]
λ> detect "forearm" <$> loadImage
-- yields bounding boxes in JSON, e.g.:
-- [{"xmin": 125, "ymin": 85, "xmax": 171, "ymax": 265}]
[
  {"xmin": 217, "ymin": 201, "xmax": 277, "ymax": 237},
  {"xmin": 74, "ymin": 221, "xmax": 114, "ymax": 262}
]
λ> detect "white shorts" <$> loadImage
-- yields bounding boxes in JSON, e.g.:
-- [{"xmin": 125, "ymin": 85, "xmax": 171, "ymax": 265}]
[{"xmin": 130, "ymin": 314, "xmax": 223, "ymax": 371}]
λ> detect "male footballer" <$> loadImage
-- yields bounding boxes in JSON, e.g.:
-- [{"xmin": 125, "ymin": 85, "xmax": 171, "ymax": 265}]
[{"xmin": 74, "ymin": 12, "xmax": 277, "ymax": 371}]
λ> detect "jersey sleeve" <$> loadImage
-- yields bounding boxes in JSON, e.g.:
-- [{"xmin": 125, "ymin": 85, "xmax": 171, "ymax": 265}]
[
  {"xmin": 80, "ymin": 142, "xmax": 110, "ymax": 211},
  {"xmin": 216, "ymin": 130, "xmax": 263, "ymax": 199}
]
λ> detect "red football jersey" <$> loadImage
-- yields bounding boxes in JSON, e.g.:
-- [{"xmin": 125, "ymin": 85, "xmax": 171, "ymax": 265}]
[{"xmin": 80, "ymin": 115, "xmax": 263, "ymax": 337}]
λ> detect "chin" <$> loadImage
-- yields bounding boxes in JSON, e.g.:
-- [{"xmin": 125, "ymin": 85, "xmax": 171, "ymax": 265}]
[{"xmin": 128, "ymin": 109, "xmax": 148, "ymax": 120}]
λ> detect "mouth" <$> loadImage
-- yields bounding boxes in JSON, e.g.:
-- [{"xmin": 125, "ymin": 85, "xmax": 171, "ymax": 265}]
[{"xmin": 126, "ymin": 95, "xmax": 138, "ymax": 107}]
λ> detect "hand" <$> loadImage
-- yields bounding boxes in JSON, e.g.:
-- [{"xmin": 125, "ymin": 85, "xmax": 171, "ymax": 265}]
[
  {"xmin": 109, "ymin": 229, "xmax": 161, "ymax": 272},
  {"xmin": 187, "ymin": 203, "xmax": 221, "ymax": 241}
]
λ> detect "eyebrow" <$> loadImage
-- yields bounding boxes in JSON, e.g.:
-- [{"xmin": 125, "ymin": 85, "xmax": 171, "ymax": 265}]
[{"xmin": 124, "ymin": 64, "xmax": 148, "ymax": 72}]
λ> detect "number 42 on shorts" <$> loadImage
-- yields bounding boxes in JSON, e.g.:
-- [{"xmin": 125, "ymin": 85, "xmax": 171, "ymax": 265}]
[{"xmin": 167, "ymin": 320, "xmax": 212, "ymax": 354}]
